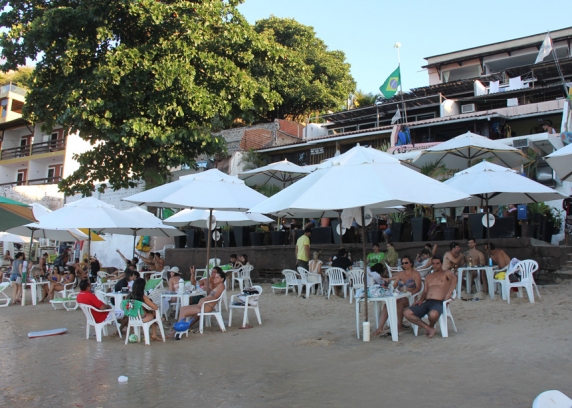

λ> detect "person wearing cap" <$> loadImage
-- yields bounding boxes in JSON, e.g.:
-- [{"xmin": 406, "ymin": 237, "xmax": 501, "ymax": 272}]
[{"xmin": 167, "ymin": 267, "xmax": 183, "ymax": 292}]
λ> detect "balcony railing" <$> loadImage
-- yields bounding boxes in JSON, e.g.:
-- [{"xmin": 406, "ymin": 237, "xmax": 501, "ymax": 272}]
[
  {"xmin": 0, "ymin": 139, "xmax": 65, "ymax": 160},
  {"xmin": 0, "ymin": 83, "xmax": 28, "ymax": 97},
  {"xmin": 0, "ymin": 176, "xmax": 61, "ymax": 187}
]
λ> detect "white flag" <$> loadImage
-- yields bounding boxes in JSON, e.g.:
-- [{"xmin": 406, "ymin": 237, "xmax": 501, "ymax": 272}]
[
  {"xmin": 535, "ymin": 33, "xmax": 553, "ymax": 64},
  {"xmin": 391, "ymin": 107, "xmax": 401, "ymax": 124}
]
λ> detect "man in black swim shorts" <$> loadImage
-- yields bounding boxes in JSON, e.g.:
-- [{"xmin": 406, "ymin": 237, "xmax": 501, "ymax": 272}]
[{"xmin": 404, "ymin": 255, "xmax": 457, "ymax": 338}]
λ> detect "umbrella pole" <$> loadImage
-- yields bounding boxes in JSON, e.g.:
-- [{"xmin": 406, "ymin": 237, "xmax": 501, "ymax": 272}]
[
  {"xmin": 132, "ymin": 230, "xmax": 137, "ymax": 259},
  {"xmin": 88, "ymin": 228, "xmax": 92, "ymax": 260},
  {"xmin": 28, "ymin": 229, "xmax": 35, "ymax": 265},
  {"xmin": 361, "ymin": 207, "xmax": 370, "ymax": 340},
  {"xmin": 206, "ymin": 209, "xmax": 212, "ymax": 293},
  {"xmin": 485, "ymin": 197, "xmax": 492, "ymax": 264},
  {"xmin": 337, "ymin": 210, "xmax": 343, "ymax": 249}
]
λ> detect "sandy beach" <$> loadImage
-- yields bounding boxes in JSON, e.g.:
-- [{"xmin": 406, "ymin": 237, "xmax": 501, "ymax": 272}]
[{"xmin": 1, "ymin": 279, "xmax": 571, "ymax": 407}]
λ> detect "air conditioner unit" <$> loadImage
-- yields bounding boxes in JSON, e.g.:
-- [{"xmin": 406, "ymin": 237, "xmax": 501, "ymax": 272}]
[
  {"xmin": 513, "ymin": 138, "xmax": 529, "ymax": 149},
  {"xmin": 461, "ymin": 103, "xmax": 476, "ymax": 114}
]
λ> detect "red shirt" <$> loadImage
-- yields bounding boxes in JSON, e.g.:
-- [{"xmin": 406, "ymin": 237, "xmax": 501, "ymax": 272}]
[{"xmin": 77, "ymin": 290, "xmax": 109, "ymax": 323}]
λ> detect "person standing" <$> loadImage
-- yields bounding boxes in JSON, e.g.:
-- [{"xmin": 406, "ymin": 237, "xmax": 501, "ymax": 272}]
[
  {"xmin": 563, "ymin": 195, "xmax": 572, "ymax": 245},
  {"xmin": 295, "ymin": 226, "xmax": 312, "ymax": 270}
]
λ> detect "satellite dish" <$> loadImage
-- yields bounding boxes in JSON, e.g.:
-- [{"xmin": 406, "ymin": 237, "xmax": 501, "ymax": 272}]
[
  {"xmin": 212, "ymin": 231, "xmax": 221, "ymax": 241},
  {"xmin": 208, "ymin": 214, "xmax": 217, "ymax": 230},
  {"xmin": 482, "ymin": 213, "xmax": 496, "ymax": 228},
  {"xmin": 336, "ymin": 224, "xmax": 347, "ymax": 236}
]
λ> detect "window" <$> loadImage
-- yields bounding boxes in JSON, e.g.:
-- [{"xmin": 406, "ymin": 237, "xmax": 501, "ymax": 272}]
[{"xmin": 0, "ymin": 99, "xmax": 7, "ymax": 117}]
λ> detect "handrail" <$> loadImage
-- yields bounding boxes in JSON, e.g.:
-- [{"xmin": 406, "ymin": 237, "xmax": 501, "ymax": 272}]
[
  {"xmin": 0, "ymin": 176, "xmax": 61, "ymax": 187},
  {"xmin": 0, "ymin": 145, "xmax": 30, "ymax": 160},
  {"xmin": 0, "ymin": 139, "xmax": 65, "ymax": 160}
]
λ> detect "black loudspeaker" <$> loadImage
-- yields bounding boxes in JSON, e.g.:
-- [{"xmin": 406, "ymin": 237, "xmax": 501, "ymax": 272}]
[
  {"xmin": 311, "ymin": 227, "xmax": 332, "ymax": 244},
  {"xmin": 489, "ymin": 217, "xmax": 516, "ymax": 239}
]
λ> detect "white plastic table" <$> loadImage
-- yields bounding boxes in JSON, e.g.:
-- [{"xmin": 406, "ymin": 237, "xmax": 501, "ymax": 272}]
[
  {"xmin": 457, "ymin": 266, "xmax": 497, "ymax": 299},
  {"xmin": 104, "ymin": 291, "xmax": 129, "ymax": 307},
  {"xmin": 160, "ymin": 290, "xmax": 206, "ymax": 320},
  {"xmin": 355, "ymin": 291, "xmax": 409, "ymax": 342},
  {"xmin": 22, "ymin": 280, "xmax": 49, "ymax": 306}
]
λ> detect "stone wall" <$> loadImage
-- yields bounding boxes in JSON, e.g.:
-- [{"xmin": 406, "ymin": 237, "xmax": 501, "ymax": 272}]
[
  {"xmin": 165, "ymin": 238, "xmax": 571, "ymax": 282},
  {"xmin": 0, "ymin": 184, "xmax": 63, "ymax": 210}
]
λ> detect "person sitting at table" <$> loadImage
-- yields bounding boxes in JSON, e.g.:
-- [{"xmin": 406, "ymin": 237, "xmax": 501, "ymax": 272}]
[
  {"xmin": 484, "ymin": 243, "xmax": 511, "ymax": 269},
  {"xmin": 367, "ymin": 243, "xmax": 386, "ymax": 277},
  {"xmin": 116, "ymin": 249, "xmax": 139, "ymax": 270},
  {"xmin": 123, "ymin": 278, "xmax": 160, "ymax": 340},
  {"xmin": 238, "ymin": 254, "xmax": 250, "ymax": 268},
  {"xmin": 385, "ymin": 242, "xmax": 399, "ymax": 267},
  {"xmin": 44, "ymin": 266, "xmax": 76, "ymax": 301},
  {"xmin": 414, "ymin": 249, "xmax": 432, "ymax": 269},
  {"xmin": 308, "ymin": 251, "xmax": 324, "ymax": 280},
  {"xmin": 403, "ymin": 255, "xmax": 457, "ymax": 338},
  {"xmin": 331, "ymin": 249, "xmax": 352, "ymax": 297},
  {"xmin": 188, "ymin": 265, "xmax": 216, "ymax": 303},
  {"xmin": 464, "ymin": 238, "xmax": 487, "ymax": 294},
  {"xmin": 77, "ymin": 279, "xmax": 122, "ymax": 331},
  {"xmin": 177, "ymin": 268, "xmax": 226, "ymax": 330},
  {"xmin": 229, "ymin": 254, "xmax": 241, "ymax": 269},
  {"xmin": 137, "ymin": 252, "xmax": 155, "ymax": 271},
  {"xmin": 153, "ymin": 253, "xmax": 165, "ymax": 272},
  {"xmin": 373, "ymin": 255, "xmax": 422, "ymax": 338},
  {"xmin": 443, "ymin": 242, "xmax": 465, "ymax": 273},
  {"xmin": 114, "ymin": 270, "xmax": 135, "ymax": 293}
]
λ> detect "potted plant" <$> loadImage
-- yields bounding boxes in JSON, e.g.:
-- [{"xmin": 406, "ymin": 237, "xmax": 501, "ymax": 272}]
[
  {"xmin": 441, "ymin": 212, "xmax": 458, "ymax": 241},
  {"xmin": 388, "ymin": 212, "xmax": 409, "ymax": 242},
  {"xmin": 249, "ymin": 226, "xmax": 265, "ymax": 247},
  {"xmin": 220, "ymin": 225, "xmax": 234, "ymax": 247},
  {"xmin": 270, "ymin": 227, "xmax": 287, "ymax": 245},
  {"xmin": 528, "ymin": 202, "xmax": 548, "ymax": 241},
  {"xmin": 410, "ymin": 205, "xmax": 431, "ymax": 241}
]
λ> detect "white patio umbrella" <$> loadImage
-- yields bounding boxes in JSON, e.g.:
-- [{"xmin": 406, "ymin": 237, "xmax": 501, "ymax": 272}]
[
  {"xmin": 248, "ymin": 144, "xmax": 471, "ymax": 331},
  {"xmin": 124, "ymin": 169, "xmax": 267, "ymax": 291},
  {"xmin": 442, "ymin": 161, "xmax": 566, "ymax": 247},
  {"xmin": 7, "ymin": 203, "xmax": 89, "ymax": 260},
  {"xmin": 0, "ymin": 231, "xmax": 34, "ymax": 243},
  {"xmin": 121, "ymin": 207, "xmax": 184, "ymax": 257},
  {"xmin": 412, "ymin": 131, "xmax": 528, "ymax": 170},
  {"xmin": 164, "ymin": 209, "xmax": 273, "ymax": 227},
  {"xmin": 546, "ymin": 143, "xmax": 572, "ymax": 181},
  {"xmin": 238, "ymin": 159, "xmax": 312, "ymax": 188}
]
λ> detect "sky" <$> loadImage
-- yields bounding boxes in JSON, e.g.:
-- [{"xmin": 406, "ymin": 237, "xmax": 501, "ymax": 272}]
[{"xmin": 238, "ymin": 0, "xmax": 572, "ymax": 95}]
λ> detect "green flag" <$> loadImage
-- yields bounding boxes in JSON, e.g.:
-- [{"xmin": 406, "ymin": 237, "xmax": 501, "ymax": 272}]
[{"xmin": 379, "ymin": 66, "xmax": 401, "ymax": 99}]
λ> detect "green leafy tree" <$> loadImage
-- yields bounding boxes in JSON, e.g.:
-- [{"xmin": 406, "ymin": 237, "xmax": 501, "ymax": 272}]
[
  {"xmin": 251, "ymin": 17, "xmax": 355, "ymax": 122},
  {"xmin": 0, "ymin": 0, "xmax": 282, "ymax": 195},
  {"xmin": 239, "ymin": 148, "xmax": 265, "ymax": 171},
  {"xmin": 0, "ymin": 66, "xmax": 34, "ymax": 89},
  {"xmin": 352, "ymin": 90, "xmax": 378, "ymax": 109}
]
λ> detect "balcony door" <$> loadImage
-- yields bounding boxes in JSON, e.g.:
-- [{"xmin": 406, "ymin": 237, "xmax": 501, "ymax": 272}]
[{"xmin": 17, "ymin": 169, "xmax": 27, "ymax": 185}]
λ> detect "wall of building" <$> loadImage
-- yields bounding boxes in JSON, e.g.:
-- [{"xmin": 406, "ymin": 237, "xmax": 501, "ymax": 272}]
[{"xmin": 0, "ymin": 184, "xmax": 63, "ymax": 209}]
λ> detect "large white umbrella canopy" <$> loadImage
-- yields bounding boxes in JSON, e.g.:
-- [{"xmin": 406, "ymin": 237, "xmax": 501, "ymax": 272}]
[
  {"xmin": 412, "ymin": 131, "xmax": 528, "ymax": 170},
  {"xmin": 546, "ymin": 143, "xmax": 572, "ymax": 181},
  {"xmin": 120, "ymin": 207, "xmax": 183, "ymax": 237},
  {"xmin": 124, "ymin": 168, "xmax": 268, "ymax": 291},
  {"xmin": 248, "ymin": 145, "xmax": 471, "ymax": 215},
  {"xmin": 164, "ymin": 209, "xmax": 273, "ymax": 227},
  {"xmin": 248, "ymin": 144, "xmax": 471, "ymax": 329},
  {"xmin": 0, "ymin": 231, "xmax": 34, "ymax": 243},
  {"xmin": 238, "ymin": 159, "xmax": 312, "ymax": 188},
  {"xmin": 124, "ymin": 169, "xmax": 266, "ymax": 210},
  {"xmin": 442, "ymin": 161, "xmax": 567, "ymax": 206}
]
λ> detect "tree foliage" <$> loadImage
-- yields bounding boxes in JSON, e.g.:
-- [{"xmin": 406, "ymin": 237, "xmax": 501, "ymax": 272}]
[
  {"xmin": 250, "ymin": 17, "xmax": 355, "ymax": 122},
  {"xmin": 0, "ymin": 66, "xmax": 34, "ymax": 88},
  {"xmin": 0, "ymin": 0, "xmax": 282, "ymax": 195},
  {"xmin": 351, "ymin": 90, "xmax": 379, "ymax": 109}
]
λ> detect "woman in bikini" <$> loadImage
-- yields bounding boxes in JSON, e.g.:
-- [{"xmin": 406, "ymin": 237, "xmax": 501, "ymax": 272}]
[
  {"xmin": 44, "ymin": 266, "xmax": 76, "ymax": 301},
  {"xmin": 373, "ymin": 255, "xmax": 422, "ymax": 338},
  {"xmin": 177, "ymin": 267, "xmax": 226, "ymax": 327},
  {"xmin": 124, "ymin": 278, "xmax": 160, "ymax": 340}
]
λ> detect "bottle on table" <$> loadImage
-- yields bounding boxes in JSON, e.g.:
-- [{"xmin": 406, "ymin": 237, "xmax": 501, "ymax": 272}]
[
  {"xmin": 178, "ymin": 278, "xmax": 185, "ymax": 294},
  {"xmin": 469, "ymin": 257, "xmax": 473, "ymax": 267}
]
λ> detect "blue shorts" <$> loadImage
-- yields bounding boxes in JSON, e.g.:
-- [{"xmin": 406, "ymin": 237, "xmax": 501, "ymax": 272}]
[
  {"xmin": 408, "ymin": 299, "xmax": 443, "ymax": 318},
  {"xmin": 10, "ymin": 273, "xmax": 21, "ymax": 282}
]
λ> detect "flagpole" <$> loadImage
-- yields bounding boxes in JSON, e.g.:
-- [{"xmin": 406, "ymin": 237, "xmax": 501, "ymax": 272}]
[{"xmin": 394, "ymin": 42, "xmax": 407, "ymax": 124}]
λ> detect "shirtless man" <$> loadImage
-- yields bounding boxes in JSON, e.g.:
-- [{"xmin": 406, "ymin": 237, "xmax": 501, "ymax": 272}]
[
  {"xmin": 464, "ymin": 238, "xmax": 488, "ymax": 293},
  {"xmin": 404, "ymin": 255, "xmax": 457, "ymax": 338},
  {"xmin": 153, "ymin": 253, "xmax": 165, "ymax": 272},
  {"xmin": 484, "ymin": 243, "xmax": 511, "ymax": 269},
  {"xmin": 138, "ymin": 252, "xmax": 155, "ymax": 270},
  {"xmin": 443, "ymin": 242, "xmax": 464, "ymax": 273}
]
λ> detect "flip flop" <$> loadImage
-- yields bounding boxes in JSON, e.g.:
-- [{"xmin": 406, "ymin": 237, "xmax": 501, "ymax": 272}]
[{"xmin": 239, "ymin": 325, "xmax": 253, "ymax": 329}]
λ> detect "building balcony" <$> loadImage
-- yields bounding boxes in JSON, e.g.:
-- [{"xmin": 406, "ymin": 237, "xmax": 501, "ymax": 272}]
[
  {"xmin": 0, "ymin": 176, "xmax": 61, "ymax": 187},
  {"xmin": 0, "ymin": 139, "xmax": 66, "ymax": 161}
]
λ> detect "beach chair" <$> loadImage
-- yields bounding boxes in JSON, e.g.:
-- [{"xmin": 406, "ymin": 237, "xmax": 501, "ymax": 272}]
[
  {"xmin": 232, "ymin": 265, "xmax": 253, "ymax": 292},
  {"xmin": 197, "ymin": 290, "xmax": 226, "ymax": 334},
  {"xmin": 122, "ymin": 299, "xmax": 165, "ymax": 345},
  {"xmin": 347, "ymin": 269, "xmax": 364, "ymax": 304},
  {"xmin": 273, "ymin": 269, "xmax": 301, "ymax": 296},
  {"xmin": 0, "ymin": 282, "xmax": 11, "ymax": 306},
  {"xmin": 412, "ymin": 289, "xmax": 457, "ymax": 338},
  {"xmin": 56, "ymin": 276, "xmax": 79, "ymax": 299},
  {"xmin": 144, "ymin": 278, "xmax": 163, "ymax": 292},
  {"xmin": 50, "ymin": 292, "xmax": 79, "ymax": 311},
  {"xmin": 297, "ymin": 267, "xmax": 323, "ymax": 298},
  {"xmin": 325, "ymin": 267, "xmax": 349, "ymax": 299},
  {"xmin": 416, "ymin": 266, "xmax": 432, "ymax": 279},
  {"xmin": 493, "ymin": 259, "xmax": 540, "ymax": 304},
  {"xmin": 385, "ymin": 263, "xmax": 402, "ymax": 278},
  {"xmin": 79, "ymin": 304, "xmax": 122, "ymax": 342},
  {"xmin": 228, "ymin": 285, "xmax": 262, "ymax": 328}
]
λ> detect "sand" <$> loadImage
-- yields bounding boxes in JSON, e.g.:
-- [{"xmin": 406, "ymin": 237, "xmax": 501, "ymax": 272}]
[{"xmin": 1, "ymin": 279, "xmax": 571, "ymax": 407}]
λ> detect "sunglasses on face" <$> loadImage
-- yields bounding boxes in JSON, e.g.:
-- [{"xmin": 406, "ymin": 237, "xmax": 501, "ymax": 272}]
[{"xmin": 402, "ymin": 261, "xmax": 410, "ymax": 265}]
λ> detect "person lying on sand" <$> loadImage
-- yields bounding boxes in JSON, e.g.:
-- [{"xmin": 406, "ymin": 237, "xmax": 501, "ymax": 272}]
[{"xmin": 403, "ymin": 255, "xmax": 456, "ymax": 339}]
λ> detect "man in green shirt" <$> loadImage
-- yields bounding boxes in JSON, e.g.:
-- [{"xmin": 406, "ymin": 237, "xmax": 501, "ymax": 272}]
[
  {"xmin": 367, "ymin": 243, "xmax": 386, "ymax": 275},
  {"xmin": 295, "ymin": 226, "xmax": 312, "ymax": 270}
]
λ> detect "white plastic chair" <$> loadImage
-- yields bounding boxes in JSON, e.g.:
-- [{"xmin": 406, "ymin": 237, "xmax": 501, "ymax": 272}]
[
  {"xmin": 197, "ymin": 290, "xmax": 226, "ymax": 334},
  {"xmin": 56, "ymin": 277, "xmax": 79, "ymax": 299},
  {"xmin": 493, "ymin": 259, "xmax": 540, "ymax": 304},
  {"xmin": 274, "ymin": 269, "xmax": 301, "ymax": 296},
  {"xmin": 416, "ymin": 266, "xmax": 432, "ymax": 279},
  {"xmin": 49, "ymin": 292, "xmax": 79, "ymax": 311},
  {"xmin": 532, "ymin": 390, "xmax": 572, "ymax": 408},
  {"xmin": 412, "ymin": 289, "xmax": 458, "ymax": 338},
  {"xmin": 79, "ymin": 304, "xmax": 122, "ymax": 342},
  {"xmin": 385, "ymin": 262, "xmax": 402, "ymax": 278},
  {"xmin": 123, "ymin": 302, "xmax": 166, "ymax": 345},
  {"xmin": 347, "ymin": 269, "xmax": 364, "ymax": 304},
  {"xmin": 325, "ymin": 267, "xmax": 349, "ymax": 299},
  {"xmin": 297, "ymin": 267, "xmax": 323, "ymax": 298},
  {"xmin": 0, "ymin": 282, "xmax": 11, "ymax": 306},
  {"xmin": 228, "ymin": 285, "xmax": 262, "ymax": 327},
  {"xmin": 233, "ymin": 265, "xmax": 253, "ymax": 292}
]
